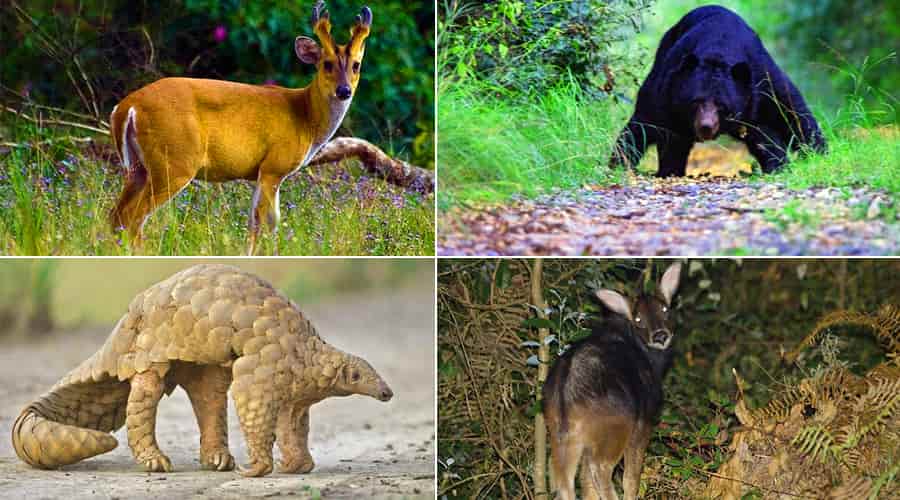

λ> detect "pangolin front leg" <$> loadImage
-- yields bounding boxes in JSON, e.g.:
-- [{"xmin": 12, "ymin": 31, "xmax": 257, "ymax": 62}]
[
  {"xmin": 232, "ymin": 374, "xmax": 277, "ymax": 477},
  {"xmin": 177, "ymin": 365, "xmax": 235, "ymax": 471},
  {"xmin": 126, "ymin": 370, "xmax": 173, "ymax": 472},
  {"xmin": 276, "ymin": 403, "xmax": 315, "ymax": 473}
]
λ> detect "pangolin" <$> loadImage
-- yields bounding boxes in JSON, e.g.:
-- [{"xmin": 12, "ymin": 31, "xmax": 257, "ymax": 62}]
[{"xmin": 11, "ymin": 264, "xmax": 393, "ymax": 477}]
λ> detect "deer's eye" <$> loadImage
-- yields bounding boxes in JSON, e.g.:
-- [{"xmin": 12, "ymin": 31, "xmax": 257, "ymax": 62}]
[
  {"xmin": 662, "ymin": 306, "xmax": 668, "ymax": 313},
  {"xmin": 635, "ymin": 317, "xmax": 641, "ymax": 323},
  {"xmin": 352, "ymin": 61, "xmax": 361, "ymax": 73},
  {"xmin": 323, "ymin": 61, "xmax": 334, "ymax": 71}
]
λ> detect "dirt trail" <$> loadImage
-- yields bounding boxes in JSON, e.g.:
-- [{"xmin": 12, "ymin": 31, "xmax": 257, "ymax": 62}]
[
  {"xmin": 439, "ymin": 146, "xmax": 899, "ymax": 256},
  {"xmin": 0, "ymin": 289, "xmax": 435, "ymax": 499}
]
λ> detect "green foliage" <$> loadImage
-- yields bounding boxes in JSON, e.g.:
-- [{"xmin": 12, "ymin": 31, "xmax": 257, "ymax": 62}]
[
  {"xmin": 1, "ymin": 0, "xmax": 433, "ymax": 166},
  {"xmin": 440, "ymin": 0, "xmax": 654, "ymax": 95},
  {"xmin": 0, "ymin": 120, "xmax": 433, "ymax": 255}
]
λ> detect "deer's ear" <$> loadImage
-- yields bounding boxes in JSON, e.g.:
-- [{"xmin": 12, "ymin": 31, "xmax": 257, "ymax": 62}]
[
  {"xmin": 596, "ymin": 289, "xmax": 632, "ymax": 321},
  {"xmin": 295, "ymin": 36, "xmax": 321, "ymax": 65},
  {"xmin": 659, "ymin": 263, "xmax": 682, "ymax": 306}
]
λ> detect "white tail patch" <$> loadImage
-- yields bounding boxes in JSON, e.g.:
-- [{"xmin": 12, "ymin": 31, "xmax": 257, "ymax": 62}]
[{"xmin": 121, "ymin": 107, "xmax": 146, "ymax": 170}]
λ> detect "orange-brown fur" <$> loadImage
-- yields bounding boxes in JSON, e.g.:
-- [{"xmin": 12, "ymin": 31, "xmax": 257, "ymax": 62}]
[{"xmin": 108, "ymin": 2, "xmax": 371, "ymax": 254}]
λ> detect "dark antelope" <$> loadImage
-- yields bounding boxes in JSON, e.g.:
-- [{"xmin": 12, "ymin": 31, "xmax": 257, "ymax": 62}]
[{"xmin": 543, "ymin": 263, "xmax": 682, "ymax": 500}]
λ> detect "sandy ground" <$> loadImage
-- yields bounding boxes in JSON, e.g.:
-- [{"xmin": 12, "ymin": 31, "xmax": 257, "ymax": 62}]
[{"xmin": 0, "ymin": 288, "xmax": 435, "ymax": 499}]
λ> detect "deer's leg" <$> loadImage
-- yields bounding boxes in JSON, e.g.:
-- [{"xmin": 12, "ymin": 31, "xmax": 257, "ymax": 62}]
[
  {"xmin": 583, "ymin": 414, "xmax": 633, "ymax": 500},
  {"xmin": 231, "ymin": 372, "xmax": 277, "ymax": 477},
  {"xmin": 126, "ymin": 370, "xmax": 172, "ymax": 472},
  {"xmin": 622, "ymin": 422, "xmax": 652, "ymax": 500},
  {"xmin": 580, "ymin": 452, "xmax": 601, "ymax": 500},
  {"xmin": 248, "ymin": 171, "xmax": 284, "ymax": 256},
  {"xmin": 550, "ymin": 432, "xmax": 583, "ymax": 500},
  {"xmin": 276, "ymin": 403, "xmax": 315, "ymax": 473},
  {"xmin": 176, "ymin": 365, "xmax": 234, "ymax": 471}
]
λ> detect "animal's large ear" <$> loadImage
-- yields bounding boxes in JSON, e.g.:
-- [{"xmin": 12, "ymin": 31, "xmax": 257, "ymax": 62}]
[
  {"xmin": 595, "ymin": 289, "xmax": 633, "ymax": 321},
  {"xmin": 659, "ymin": 263, "xmax": 682, "ymax": 306},
  {"xmin": 295, "ymin": 36, "xmax": 321, "ymax": 65},
  {"xmin": 731, "ymin": 62, "xmax": 752, "ymax": 85}
]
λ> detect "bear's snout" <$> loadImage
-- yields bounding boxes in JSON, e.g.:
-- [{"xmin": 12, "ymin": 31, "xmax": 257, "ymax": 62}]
[{"xmin": 694, "ymin": 99, "xmax": 720, "ymax": 141}]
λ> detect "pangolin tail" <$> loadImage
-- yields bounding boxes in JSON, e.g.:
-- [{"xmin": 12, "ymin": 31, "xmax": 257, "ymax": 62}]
[{"xmin": 11, "ymin": 379, "xmax": 129, "ymax": 469}]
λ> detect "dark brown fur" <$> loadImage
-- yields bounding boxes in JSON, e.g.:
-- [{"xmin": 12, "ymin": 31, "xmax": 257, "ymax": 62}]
[{"xmin": 543, "ymin": 263, "xmax": 682, "ymax": 500}]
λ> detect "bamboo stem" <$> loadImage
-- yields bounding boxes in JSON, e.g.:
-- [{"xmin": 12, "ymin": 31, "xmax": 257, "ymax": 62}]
[{"xmin": 531, "ymin": 258, "xmax": 550, "ymax": 498}]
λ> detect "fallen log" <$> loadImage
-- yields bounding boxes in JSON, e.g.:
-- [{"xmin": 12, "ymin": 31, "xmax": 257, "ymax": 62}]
[{"xmin": 310, "ymin": 137, "xmax": 434, "ymax": 194}]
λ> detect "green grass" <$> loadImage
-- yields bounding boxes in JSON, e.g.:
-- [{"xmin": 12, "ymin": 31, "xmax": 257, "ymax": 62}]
[
  {"xmin": 0, "ymin": 120, "xmax": 434, "ymax": 256},
  {"xmin": 765, "ymin": 128, "xmax": 900, "ymax": 195},
  {"xmin": 437, "ymin": 78, "xmax": 626, "ymax": 210}
]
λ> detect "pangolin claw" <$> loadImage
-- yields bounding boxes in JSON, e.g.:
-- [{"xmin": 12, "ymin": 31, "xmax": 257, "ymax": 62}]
[
  {"xmin": 201, "ymin": 450, "xmax": 235, "ymax": 471},
  {"xmin": 142, "ymin": 454, "xmax": 174, "ymax": 473}
]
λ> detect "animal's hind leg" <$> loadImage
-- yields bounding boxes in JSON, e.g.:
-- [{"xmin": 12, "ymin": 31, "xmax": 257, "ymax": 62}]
[
  {"xmin": 177, "ymin": 365, "xmax": 234, "ymax": 471},
  {"xmin": 584, "ymin": 448, "xmax": 621, "ymax": 500},
  {"xmin": 126, "ymin": 370, "xmax": 172, "ymax": 472},
  {"xmin": 276, "ymin": 403, "xmax": 315, "ymax": 473},
  {"xmin": 622, "ymin": 422, "xmax": 652, "ymax": 500},
  {"xmin": 550, "ymin": 433, "xmax": 583, "ymax": 500},
  {"xmin": 580, "ymin": 452, "xmax": 601, "ymax": 500}
]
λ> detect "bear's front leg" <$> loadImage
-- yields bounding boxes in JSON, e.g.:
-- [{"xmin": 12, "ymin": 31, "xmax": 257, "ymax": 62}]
[
  {"xmin": 609, "ymin": 118, "xmax": 663, "ymax": 170},
  {"xmin": 232, "ymin": 374, "xmax": 277, "ymax": 477},
  {"xmin": 276, "ymin": 402, "xmax": 315, "ymax": 473},
  {"xmin": 745, "ymin": 126, "xmax": 788, "ymax": 173},
  {"xmin": 657, "ymin": 137, "xmax": 693, "ymax": 177}
]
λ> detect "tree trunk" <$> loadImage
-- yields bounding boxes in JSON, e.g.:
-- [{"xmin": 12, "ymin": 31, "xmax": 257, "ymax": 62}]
[
  {"xmin": 309, "ymin": 137, "xmax": 434, "ymax": 194},
  {"xmin": 531, "ymin": 258, "xmax": 550, "ymax": 498}
]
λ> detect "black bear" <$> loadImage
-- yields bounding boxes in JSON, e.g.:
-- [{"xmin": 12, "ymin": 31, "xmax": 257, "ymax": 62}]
[{"xmin": 609, "ymin": 5, "xmax": 826, "ymax": 176}]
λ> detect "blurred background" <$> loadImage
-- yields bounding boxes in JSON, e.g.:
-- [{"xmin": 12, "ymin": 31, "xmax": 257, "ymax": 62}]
[
  {"xmin": 0, "ymin": 258, "xmax": 431, "ymax": 335},
  {"xmin": 1, "ymin": 0, "xmax": 434, "ymax": 167},
  {"xmin": 438, "ymin": 258, "xmax": 899, "ymax": 498}
]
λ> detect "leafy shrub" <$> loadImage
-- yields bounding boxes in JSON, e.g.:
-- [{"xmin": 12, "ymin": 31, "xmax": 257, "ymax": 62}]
[
  {"xmin": 439, "ymin": 0, "xmax": 655, "ymax": 97},
  {"xmin": 0, "ymin": 0, "xmax": 434, "ymax": 166}
]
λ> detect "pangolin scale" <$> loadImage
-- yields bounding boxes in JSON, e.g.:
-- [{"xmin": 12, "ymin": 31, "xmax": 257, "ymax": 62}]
[{"xmin": 11, "ymin": 264, "xmax": 393, "ymax": 477}]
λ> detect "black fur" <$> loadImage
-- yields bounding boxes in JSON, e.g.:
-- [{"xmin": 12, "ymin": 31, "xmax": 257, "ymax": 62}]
[{"xmin": 609, "ymin": 5, "xmax": 826, "ymax": 175}]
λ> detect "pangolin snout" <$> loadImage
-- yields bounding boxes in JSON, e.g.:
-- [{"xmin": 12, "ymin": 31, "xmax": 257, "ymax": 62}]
[{"xmin": 377, "ymin": 383, "xmax": 394, "ymax": 402}]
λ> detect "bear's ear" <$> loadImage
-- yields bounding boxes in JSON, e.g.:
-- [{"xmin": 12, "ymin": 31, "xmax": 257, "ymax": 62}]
[
  {"xmin": 680, "ymin": 53, "xmax": 699, "ymax": 73},
  {"xmin": 731, "ymin": 62, "xmax": 752, "ymax": 85}
]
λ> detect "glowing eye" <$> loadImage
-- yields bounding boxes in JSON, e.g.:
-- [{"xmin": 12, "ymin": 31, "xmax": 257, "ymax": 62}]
[
  {"xmin": 352, "ymin": 61, "xmax": 360, "ymax": 73},
  {"xmin": 662, "ymin": 306, "xmax": 668, "ymax": 312},
  {"xmin": 323, "ymin": 61, "xmax": 334, "ymax": 71},
  {"xmin": 635, "ymin": 317, "xmax": 641, "ymax": 323}
]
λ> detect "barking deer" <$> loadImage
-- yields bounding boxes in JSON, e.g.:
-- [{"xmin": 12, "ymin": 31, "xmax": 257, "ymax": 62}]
[
  {"xmin": 543, "ymin": 263, "xmax": 682, "ymax": 500},
  {"xmin": 108, "ymin": 1, "xmax": 371, "ymax": 254}
]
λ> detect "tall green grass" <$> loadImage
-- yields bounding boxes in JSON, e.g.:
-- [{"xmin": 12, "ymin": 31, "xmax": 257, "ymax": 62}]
[
  {"xmin": 438, "ymin": 78, "xmax": 626, "ymax": 209},
  {"xmin": 0, "ymin": 120, "xmax": 434, "ymax": 256}
]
